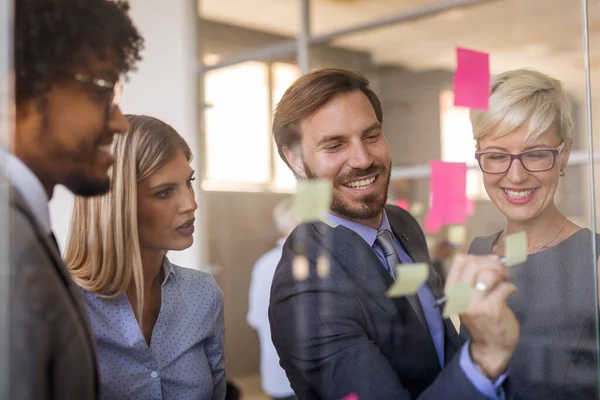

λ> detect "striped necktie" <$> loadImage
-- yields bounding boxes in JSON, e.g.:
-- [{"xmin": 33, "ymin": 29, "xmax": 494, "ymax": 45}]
[{"xmin": 375, "ymin": 229, "xmax": 399, "ymax": 279}]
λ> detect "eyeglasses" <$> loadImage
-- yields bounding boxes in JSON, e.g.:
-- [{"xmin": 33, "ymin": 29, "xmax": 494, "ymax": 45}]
[
  {"xmin": 69, "ymin": 72, "xmax": 123, "ymax": 109},
  {"xmin": 475, "ymin": 142, "xmax": 565, "ymax": 174}
]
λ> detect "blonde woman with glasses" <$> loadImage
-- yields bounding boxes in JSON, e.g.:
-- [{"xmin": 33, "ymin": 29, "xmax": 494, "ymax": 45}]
[
  {"xmin": 466, "ymin": 69, "xmax": 599, "ymax": 399},
  {"xmin": 65, "ymin": 115, "xmax": 226, "ymax": 400}
]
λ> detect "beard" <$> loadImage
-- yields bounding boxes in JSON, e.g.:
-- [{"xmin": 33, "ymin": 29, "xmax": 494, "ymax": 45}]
[
  {"xmin": 63, "ymin": 171, "xmax": 111, "ymax": 196},
  {"xmin": 303, "ymin": 161, "xmax": 391, "ymax": 220}
]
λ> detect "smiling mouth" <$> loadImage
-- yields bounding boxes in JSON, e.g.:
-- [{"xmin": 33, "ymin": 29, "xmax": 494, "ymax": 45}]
[
  {"xmin": 503, "ymin": 188, "xmax": 537, "ymax": 199},
  {"xmin": 343, "ymin": 176, "xmax": 376, "ymax": 190}
]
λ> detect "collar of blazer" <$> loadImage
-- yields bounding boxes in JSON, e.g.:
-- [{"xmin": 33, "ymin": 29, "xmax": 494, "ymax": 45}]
[
  {"xmin": 384, "ymin": 205, "xmax": 444, "ymax": 300},
  {"xmin": 307, "ymin": 206, "xmax": 440, "ymax": 327},
  {"xmin": 8, "ymin": 183, "xmax": 99, "ymax": 382}
]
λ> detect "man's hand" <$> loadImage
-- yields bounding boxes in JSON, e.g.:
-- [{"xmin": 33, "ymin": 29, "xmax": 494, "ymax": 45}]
[{"xmin": 445, "ymin": 254, "xmax": 519, "ymax": 380}]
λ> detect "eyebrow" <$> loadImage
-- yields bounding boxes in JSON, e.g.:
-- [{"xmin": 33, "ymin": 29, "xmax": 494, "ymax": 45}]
[
  {"xmin": 315, "ymin": 121, "xmax": 382, "ymax": 147},
  {"xmin": 481, "ymin": 143, "xmax": 555, "ymax": 152},
  {"xmin": 149, "ymin": 170, "xmax": 195, "ymax": 190}
]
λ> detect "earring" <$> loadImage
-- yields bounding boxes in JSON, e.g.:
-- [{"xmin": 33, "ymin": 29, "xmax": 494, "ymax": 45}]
[{"xmin": 560, "ymin": 169, "xmax": 565, "ymax": 177}]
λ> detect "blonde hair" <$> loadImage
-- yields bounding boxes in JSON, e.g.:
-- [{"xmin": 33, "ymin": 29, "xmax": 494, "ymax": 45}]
[
  {"xmin": 470, "ymin": 69, "xmax": 573, "ymax": 143},
  {"xmin": 65, "ymin": 115, "xmax": 191, "ymax": 319}
]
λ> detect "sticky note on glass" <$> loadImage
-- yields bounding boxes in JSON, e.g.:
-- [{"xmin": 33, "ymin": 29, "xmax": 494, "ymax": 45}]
[
  {"xmin": 453, "ymin": 47, "xmax": 490, "ymax": 110},
  {"xmin": 443, "ymin": 281, "xmax": 471, "ymax": 318},
  {"xmin": 448, "ymin": 225, "xmax": 467, "ymax": 246},
  {"xmin": 425, "ymin": 161, "xmax": 468, "ymax": 233},
  {"xmin": 505, "ymin": 231, "xmax": 527, "ymax": 266},
  {"xmin": 387, "ymin": 263, "xmax": 429, "ymax": 297},
  {"xmin": 292, "ymin": 179, "xmax": 332, "ymax": 222},
  {"xmin": 394, "ymin": 199, "xmax": 409, "ymax": 211},
  {"xmin": 409, "ymin": 201, "xmax": 425, "ymax": 217}
]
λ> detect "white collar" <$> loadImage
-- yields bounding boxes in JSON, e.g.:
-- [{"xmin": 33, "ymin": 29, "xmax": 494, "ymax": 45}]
[{"xmin": 1, "ymin": 149, "xmax": 52, "ymax": 235}]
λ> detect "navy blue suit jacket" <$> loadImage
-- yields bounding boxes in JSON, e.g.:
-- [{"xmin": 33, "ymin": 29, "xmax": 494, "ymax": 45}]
[{"xmin": 269, "ymin": 205, "xmax": 499, "ymax": 400}]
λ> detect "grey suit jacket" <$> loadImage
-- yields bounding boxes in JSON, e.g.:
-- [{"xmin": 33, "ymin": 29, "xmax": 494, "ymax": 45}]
[{"xmin": 9, "ymin": 185, "xmax": 98, "ymax": 400}]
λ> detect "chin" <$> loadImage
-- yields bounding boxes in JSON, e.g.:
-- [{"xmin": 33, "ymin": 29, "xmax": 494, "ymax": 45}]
[
  {"xmin": 331, "ymin": 196, "xmax": 386, "ymax": 220},
  {"xmin": 169, "ymin": 239, "xmax": 194, "ymax": 251}
]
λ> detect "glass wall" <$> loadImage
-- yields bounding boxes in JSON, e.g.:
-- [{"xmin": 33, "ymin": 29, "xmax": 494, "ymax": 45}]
[
  {"xmin": 198, "ymin": 0, "xmax": 600, "ymax": 396},
  {"xmin": 0, "ymin": 0, "xmax": 11, "ymax": 396}
]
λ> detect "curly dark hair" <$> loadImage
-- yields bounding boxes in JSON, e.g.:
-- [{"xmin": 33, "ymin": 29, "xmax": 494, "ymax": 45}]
[{"xmin": 15, "ymin": 0, "xmax": 144, "ymax": 106}]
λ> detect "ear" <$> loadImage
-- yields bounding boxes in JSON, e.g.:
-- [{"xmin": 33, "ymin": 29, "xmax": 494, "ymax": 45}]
[
  {"xmin": 560, "ymin": 138, "xmax": 573, "ymax": 170},
  {"xmin": 282, "ymin": 145, "xmax": 307, "ymax": 179}
]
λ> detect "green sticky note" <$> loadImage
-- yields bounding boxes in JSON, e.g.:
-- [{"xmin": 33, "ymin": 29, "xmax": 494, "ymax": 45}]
[
  {"xmin": 443, "ymin": 281, "xmax": 471, "ymax": 318},
  {"xmin": 505, "ymin": 231, "xmax": 527, "ymax": 266},
  {"xmin": 292, "ymin": 179, "xmax": 333, "ymax": 222},
  {"xmin": 387, "ymin": 263, "xmax": 429, "ymax": 297},
  {"xmin": 448, "ymin": 225, "xmax": 467, "ymax": 246}
]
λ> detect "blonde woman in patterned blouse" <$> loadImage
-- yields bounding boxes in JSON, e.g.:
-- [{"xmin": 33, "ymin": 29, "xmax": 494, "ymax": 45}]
[{"xmin": 65, "ymin": 114, "xmax": 226, "ymax": 400}]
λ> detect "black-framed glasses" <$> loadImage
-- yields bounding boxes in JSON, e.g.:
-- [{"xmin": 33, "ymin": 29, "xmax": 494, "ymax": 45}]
[
  {"xmin": 69, "ymin": 73, "xmax": 123, "ymax": 109},
  {"xmin": 475, "ymin": 142, "xmax": 565, "ymax": 174}
]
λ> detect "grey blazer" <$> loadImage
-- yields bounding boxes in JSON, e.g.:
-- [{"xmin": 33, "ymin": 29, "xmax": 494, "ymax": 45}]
[{"xmin": 9, "ymin": 185, "xmax": 98, "ymax": 400}]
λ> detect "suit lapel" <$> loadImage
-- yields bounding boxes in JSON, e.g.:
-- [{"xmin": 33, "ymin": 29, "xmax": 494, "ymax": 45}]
[
  {"xmin": 9, "ymin": 186, "xmax": 98, "ymax": 384},
  {"xmin": 386, "ymin": 211, "xmax": 445, "ymax": 330},
  {"xmin": 319, "ymin": 224, "xmax": 398, "ymax": 315}
]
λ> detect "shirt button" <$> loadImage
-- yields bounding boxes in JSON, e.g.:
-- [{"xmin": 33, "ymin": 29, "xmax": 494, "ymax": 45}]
[{"xmin": 150, "ymin": 371, "xmax": 158, "ymax": 379}]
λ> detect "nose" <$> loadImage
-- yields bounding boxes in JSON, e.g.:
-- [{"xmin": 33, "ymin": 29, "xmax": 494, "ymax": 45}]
[
  {"xmin": 347, "ymin": 142, "xmax": 373, "ymax": 170},
  {"xmin": 180, "ymin": 186, "xmax": 198, "ymax": 214},
  {"xmin": 108, "ymin": 106, "xmax": 129, "ymax": 135},
  {"xmin": 505, "ymin": 157, "xmax": 529, "ymax": 183}
]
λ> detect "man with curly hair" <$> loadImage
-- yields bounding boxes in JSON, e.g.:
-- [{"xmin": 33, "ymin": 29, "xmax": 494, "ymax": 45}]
[{"xmin": 3, "ymin": 0, "xmax": 144, "ymax": 398}]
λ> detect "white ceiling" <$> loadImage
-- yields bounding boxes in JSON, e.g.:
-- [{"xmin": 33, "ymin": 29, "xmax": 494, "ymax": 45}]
[{"xmin": 199, "ymin": 0, "xmax": 600, "ymax": 96}]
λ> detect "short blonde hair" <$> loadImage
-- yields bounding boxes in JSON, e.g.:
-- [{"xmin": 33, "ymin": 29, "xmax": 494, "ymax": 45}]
[
  {"xmin": 470, "ymin": 69, "xmax": 573, "ymax": 143},
  {"xmin": 65, "ymin": 115, "xmax": 191, "ymax": 320}
]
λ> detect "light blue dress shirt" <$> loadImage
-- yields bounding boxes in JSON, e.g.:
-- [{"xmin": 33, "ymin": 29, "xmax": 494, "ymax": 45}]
[
  {"xmin": 81, "ymin": 258, "xmax": 226, "ymax": 400},
  {"xmin": 326, "ymin": 211, "xmax": 506, "ymax": 399}
]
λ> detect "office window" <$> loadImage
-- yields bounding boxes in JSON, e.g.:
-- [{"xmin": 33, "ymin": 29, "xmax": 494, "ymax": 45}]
[
  {"xmin": 439, "ymin": 90, "xmax": 488, "ymax": 200},
  {"xmin": 203, "ymin": 61, "xmax": 299, "ymax": 191},
  {"xmin": 204, "ymin": 61, "xmax": 271, "ymax": 185}
]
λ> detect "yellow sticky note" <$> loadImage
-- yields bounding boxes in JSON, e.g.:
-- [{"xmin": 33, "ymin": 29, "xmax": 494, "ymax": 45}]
[
  {"xmin": 387, "ymin": 263, "xmax": 429, "ymax": 297},
  {"xmin": 443, "ymin": 281, "xmax": 471, "ymax": 318},
  {"xmin": 292, "ymin": 179, "xmax": 333, "ymax": 222},
  {"xmin": 448, "ymin": 225, "xmax": 467, "ymax": 246},
  {"xmin": 505, "ymin": 231, "xmax": 528, "ymax": 266}
]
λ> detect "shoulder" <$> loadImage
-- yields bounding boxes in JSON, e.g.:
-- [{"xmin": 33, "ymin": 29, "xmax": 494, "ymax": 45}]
[
  {"xmin": 169, "ymin": 262, "xmax": 223, "ymax": 302},
  {"xmin": 9, "ymin": 204, "xmax": 39, "ymax": 258},
  {"xmin": 385, "ymin": 205, "xmax": 422, "ymax": 233},
  {"xmin": 464, "ymin": 232, "xmax": 500, "ymax": 255}
]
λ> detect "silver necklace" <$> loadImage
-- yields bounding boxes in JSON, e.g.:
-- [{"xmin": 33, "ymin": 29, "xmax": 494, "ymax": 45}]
[{"xmin": 492, "ymin": 216, "xmax": 568, "ymax": 254}]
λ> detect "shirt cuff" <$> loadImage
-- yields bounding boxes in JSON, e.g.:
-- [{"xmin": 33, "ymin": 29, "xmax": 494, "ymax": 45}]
[{"xmin": 459, "ymin": 341, "xmax": 508, "ymax": 399}]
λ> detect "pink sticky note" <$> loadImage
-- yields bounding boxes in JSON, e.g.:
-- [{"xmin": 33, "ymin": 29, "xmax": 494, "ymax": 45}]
[
  {"xmin": 394, "ymin": 199, "xmax": 409, "ymax": 211},
  {"xmin": 340, "ymin": 394, "xmax": 359, "ymax": 400},
  {"xmin": 425, "ymin": 160, "xmax": 468, "ymax": 233},
  {"xmin": 453, "ymin": 47, "xmax": 490, "ymax": 110}
]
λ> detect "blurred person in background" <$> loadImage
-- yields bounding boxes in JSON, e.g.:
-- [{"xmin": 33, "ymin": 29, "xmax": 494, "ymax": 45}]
[
  {"xmin": 248, "ymin": 198, "xmax": 298, "ymax": 400},
  {"xmin": 467, "ymin": 68, "xmax": 599, "ymax": 399},
  {"xmin": 65, "ymin": 115, "xmax": 226, "ymax": 400},
  {"xmin": 3, "ymin": 0, "xmax": 143, "ymax": 398}
]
